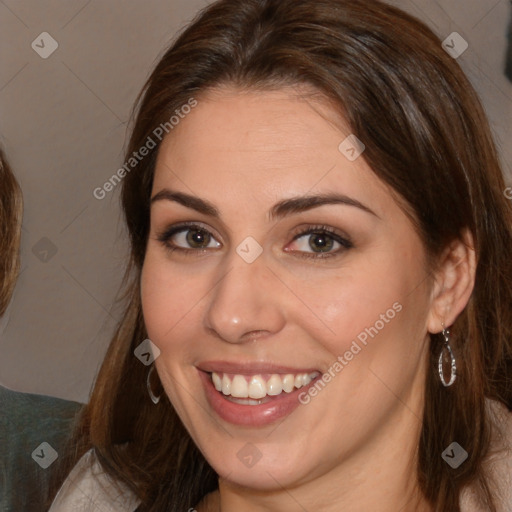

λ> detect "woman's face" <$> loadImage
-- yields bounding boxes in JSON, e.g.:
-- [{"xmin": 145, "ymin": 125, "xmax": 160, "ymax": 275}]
[{"xmin": 141, "ymin": 87, "xmax": 436, "ymax": 492}]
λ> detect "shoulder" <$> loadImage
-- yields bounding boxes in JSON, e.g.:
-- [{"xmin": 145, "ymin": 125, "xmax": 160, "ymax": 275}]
[
  {"xmin": 486, "ymin": 399, "xmax": 512, "ymax": 506},
  {"xmin": 460, "ymin": 398, "xmax": 512, "ymax": 512},
  {"xmin": 49, "ymin": 448, "xmax": 141, "ymax": 512},
  {"xmin": 0, "ymin": 384, "xmax": 82, "ymax": 427},
  {"xmin": 0, "ymin": 385, "xmax": 82, "ymax": 510}
]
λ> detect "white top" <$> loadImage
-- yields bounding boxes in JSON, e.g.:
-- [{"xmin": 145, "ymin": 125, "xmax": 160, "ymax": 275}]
[
  {"xmin": 49, "ymin": 399, "xmax": 512, "ymax": 512},
  {"xmin": 49, "ymin": 449, "xmax": 141, "ymax": 511}
]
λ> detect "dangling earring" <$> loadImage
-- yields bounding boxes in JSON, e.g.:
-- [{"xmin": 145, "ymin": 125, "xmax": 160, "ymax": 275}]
[
  {"xmin": 438, "ymin": 324, "xmax": 456, "ymax": 387},
  {"xmin": 146, "ymin": 364, "xmax": 162, "ymax": 404}
]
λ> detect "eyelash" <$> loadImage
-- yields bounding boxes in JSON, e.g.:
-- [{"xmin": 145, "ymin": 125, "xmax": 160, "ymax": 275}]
[{"xmin": 155, "ymin": 222, "xmax": 354, "ymax": 259}]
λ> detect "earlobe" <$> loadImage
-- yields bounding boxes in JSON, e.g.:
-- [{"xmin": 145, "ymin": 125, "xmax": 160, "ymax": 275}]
[{"xmin": 426, "ymin": 229, "xmax": 477, "ymax": 334}]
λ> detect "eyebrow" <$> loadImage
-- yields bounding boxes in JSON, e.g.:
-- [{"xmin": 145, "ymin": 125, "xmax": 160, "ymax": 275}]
[{"xmin": 150, "ymin": 189, "xmax": 379, "ymax": 220}]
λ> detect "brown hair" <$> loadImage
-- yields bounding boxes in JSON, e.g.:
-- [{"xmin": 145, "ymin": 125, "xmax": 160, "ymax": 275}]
[
  {"xmin": 0, "ymin": 148, "xmax": 23, "ymax": 316},
  {"xmin": 48, "ymin": 1, "xmax": 512, "ymax": 510}
]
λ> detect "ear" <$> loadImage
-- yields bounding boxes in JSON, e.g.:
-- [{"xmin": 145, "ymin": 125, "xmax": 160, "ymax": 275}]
[{"xmin": 426, "ymin": 228, "xmax": 476, "ymax": 334}]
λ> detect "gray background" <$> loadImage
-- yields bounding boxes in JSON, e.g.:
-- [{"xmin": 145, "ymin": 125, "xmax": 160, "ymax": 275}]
[{"xmin": 1, "ymin": 0, "xmax": 511, "ymax": 404}]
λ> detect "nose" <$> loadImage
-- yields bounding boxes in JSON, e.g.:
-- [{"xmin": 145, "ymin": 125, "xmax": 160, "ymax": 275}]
[{"xmin": 203, "ymin": 251, "xmax": 286, "ymax": 344}]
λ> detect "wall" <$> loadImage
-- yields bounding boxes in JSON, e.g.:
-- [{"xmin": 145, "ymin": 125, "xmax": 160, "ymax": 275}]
[{"xmin": 1, "ymin": 0, "xmax": 510, "ymax": 403}]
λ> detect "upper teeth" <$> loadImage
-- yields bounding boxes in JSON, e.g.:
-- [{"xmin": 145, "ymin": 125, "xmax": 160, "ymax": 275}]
[{"xmin": 211, "ymin": 372, "xmax": 319, "ymax": 399}]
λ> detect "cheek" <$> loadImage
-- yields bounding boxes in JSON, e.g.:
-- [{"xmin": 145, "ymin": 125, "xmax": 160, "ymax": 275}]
[
  {"xmin": 288, "ymin": 245, "xmax": 430, "ymax": 389},
  {"xmin": 287, "ymin": 253, "xmax": 414, "ymax": 352},
  {"xmin": 140, "ymin": 252, "xmax": 204, "ymax": 347}
]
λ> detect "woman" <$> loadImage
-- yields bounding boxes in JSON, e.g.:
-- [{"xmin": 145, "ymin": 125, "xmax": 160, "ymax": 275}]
[
  {"xmin": 0, "ymin": 147, "xmax": 22, "ymax": 318},
  {"xmin": 48, "ymin": 0, "xmax": 512, "ymax": 510},
  {"xmin": 0, "ymin": 150, "xmax": 82, "ymax": 512}
]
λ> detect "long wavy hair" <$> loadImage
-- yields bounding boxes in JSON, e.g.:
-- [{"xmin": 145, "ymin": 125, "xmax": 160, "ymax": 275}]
[
  {"xmin": 0, "ymin": 148, "xmax": 23, "ymax": 316},
  {"xmin": 48, "ymin": 1, "xmax": 512, "ymax": 510}
]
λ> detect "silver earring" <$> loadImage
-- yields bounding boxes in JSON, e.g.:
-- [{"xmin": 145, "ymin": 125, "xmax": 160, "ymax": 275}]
[
  {"xmin": 438, "ymin": 325, "xmax": 456, "ymax": 387},
  {"xmin": 146, "ymin": 364, "xmax": 162, "ymax": 404}
]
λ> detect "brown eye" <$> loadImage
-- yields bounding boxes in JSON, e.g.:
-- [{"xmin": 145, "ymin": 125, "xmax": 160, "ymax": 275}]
[
  {"xmin": 186, "ymin": 228, "xmax": 212, "ymax": 248},
  {"xmin": 157, "ymin": 224, "xmax": 221, "ymax": 252},
  {"xmin": 308, "ymin": 232, "xmax": 335, "ymax": 253},
  {"xmin": 286, "ymin": 225, "xmax": 353, "ymax": 259}
]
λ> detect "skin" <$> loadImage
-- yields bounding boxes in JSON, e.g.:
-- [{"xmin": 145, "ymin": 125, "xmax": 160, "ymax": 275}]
[{"xmin": 140, "ymin": 86, "xmax": 476, "ymax": 512}]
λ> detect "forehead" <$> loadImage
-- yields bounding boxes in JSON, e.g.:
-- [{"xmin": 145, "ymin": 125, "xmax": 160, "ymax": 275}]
[{"xmin": 152, "ymin": 87, "xmax": 392, "ymax": 218}]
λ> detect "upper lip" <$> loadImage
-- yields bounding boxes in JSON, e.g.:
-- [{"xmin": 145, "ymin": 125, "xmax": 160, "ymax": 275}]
[{"xmin": 197, "ymin": 360, "xmax": 321, "ymax": 375}]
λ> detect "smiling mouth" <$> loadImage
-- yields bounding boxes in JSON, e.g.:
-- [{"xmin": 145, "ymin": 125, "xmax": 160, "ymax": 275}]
[{"xmin": 210, "ymin": 371, "xmax": 321, "ymax": 405}]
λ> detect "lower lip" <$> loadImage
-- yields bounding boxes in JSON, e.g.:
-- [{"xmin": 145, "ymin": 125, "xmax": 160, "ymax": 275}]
[{"xmin": 198, "ymin": 370, "xmax": 318, "ymax": 427}]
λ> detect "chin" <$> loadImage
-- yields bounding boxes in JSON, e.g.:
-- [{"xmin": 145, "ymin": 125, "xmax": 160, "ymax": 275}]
[{"xmin": 199, "ymin": 437, "xmax": 320, "ymax": 492}]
